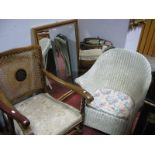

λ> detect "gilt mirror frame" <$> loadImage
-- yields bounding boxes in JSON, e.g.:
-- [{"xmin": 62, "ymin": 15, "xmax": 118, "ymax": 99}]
[{"xmin": 31, "ymin": 19, "xmax": 80, "ymax": 81}]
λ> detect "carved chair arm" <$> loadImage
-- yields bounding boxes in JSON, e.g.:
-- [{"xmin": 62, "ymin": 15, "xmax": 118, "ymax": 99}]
[
  {"xmin": 0, "ymin": 91, "xmax": 30, "ymax": 128},
  {"xmin": 43, "ymin": 69, "xmax": 94, "ymax": 103}
]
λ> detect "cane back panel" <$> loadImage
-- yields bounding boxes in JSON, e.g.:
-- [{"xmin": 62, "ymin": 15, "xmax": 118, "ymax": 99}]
[{"xmin": 0, "ymin": 46, "xmax": 46, "ymax": 104}]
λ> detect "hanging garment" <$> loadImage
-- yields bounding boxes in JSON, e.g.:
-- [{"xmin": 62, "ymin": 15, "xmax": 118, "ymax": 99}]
[
  {"xmin": 51, "ymin": 40, "xmax": 67, "ymax": 80},
  {"xmin": 46, "ymin": 48, "xmax": 57, "ymax": 75},
  {"xmin": 54, "ymin": 49, "xmax": 67, "ymax": 80},
  {"xmin": 39, "ymin": 38, "xmax": 51, "ymax": 65},
  {"xmin": 39, "ymin": 38, "xmax": 56, "ymax": 90},
  {"xmin": 52, "ymin": 34, "xmax": 72, "ymax": 80},
  {"xmin": 55, "ymin": 35, "xmax": 72, "ymax": 77}
]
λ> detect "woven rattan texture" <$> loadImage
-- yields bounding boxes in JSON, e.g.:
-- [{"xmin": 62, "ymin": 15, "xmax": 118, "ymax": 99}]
[{"xmin": 0, "ymin": 47, "xmax": 45, "ymax": 104}]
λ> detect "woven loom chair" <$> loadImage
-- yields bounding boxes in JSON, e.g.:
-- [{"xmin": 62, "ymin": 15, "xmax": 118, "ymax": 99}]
[
  {"xmin": 75, "ymin": 48, "xmax": 152, "ymax": 134},
  {"xmin": 0, "ymin": 45, "xmax": 93, "ymax": 135}
]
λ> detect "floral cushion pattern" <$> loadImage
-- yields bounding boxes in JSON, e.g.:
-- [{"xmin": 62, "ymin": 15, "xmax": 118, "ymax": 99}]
[{"xmin": 90, "ymin": 88, "xmax": 135, "ymax": 119}]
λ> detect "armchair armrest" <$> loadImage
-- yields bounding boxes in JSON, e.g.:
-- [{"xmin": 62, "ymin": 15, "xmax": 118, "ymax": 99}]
[
  {"xmin": 0, "ymin": 91, "xmax": 30, "ymax": 128},
  {"xmin": 43, "ymin": 69, "xmax": 94, "ymax": 103}
]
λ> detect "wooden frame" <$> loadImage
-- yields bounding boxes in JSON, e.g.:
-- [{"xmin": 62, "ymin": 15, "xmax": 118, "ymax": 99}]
[{"xmin": 31, "ymin": 19, "xmax": 80, "ymax": 70}]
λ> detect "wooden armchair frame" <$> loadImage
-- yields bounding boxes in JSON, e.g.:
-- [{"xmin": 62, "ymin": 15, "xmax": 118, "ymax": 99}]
[{"xmin": 0, "ymin": 45, "xmax": 93, "ymax": 135}]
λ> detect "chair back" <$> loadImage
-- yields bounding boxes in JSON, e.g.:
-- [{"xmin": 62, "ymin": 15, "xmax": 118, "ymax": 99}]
[{"xmin": 0, "ymin": 46, "xmax": 46, "ymax": 104}]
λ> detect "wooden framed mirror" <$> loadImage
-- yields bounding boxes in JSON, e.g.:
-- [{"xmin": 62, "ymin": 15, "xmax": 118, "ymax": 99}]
[{"xmin": 32, "ymin": 19, "xmax": 80, "ymax": 82}]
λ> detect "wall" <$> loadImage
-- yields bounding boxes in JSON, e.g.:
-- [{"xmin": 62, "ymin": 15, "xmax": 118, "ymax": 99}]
[
  {"xmin": 125, "ymin": 27, "xmax": 142, "ymax": 51},
  {"xmin": 78, "ymin": 19, "xmax": 129, "ymax": 48},
  {"xmin": 0, "ymin": 19, "xmax": 63, "ymax": 52},
  {"xmin": 0, "ymin": 19, "xmax": 129, "ymax": 52}
]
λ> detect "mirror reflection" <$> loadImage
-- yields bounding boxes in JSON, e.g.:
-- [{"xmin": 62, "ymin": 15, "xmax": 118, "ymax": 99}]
[{"xmin": 32, "ymin": 20, "xmax": 79, "ymax": 82}]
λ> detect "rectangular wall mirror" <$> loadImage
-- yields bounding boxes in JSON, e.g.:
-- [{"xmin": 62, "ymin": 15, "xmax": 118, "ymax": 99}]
[{"xmin": 32, "ymin": 19, "xmax": 80, "ymax": 82}]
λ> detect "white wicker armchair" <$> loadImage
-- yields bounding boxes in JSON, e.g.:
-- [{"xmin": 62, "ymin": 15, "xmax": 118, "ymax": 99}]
[{"xmin": 75, "ymin": 48, "xmax": 152, "ymax": 134}]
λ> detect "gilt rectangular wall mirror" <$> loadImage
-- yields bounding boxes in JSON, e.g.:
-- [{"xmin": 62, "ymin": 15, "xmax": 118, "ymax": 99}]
[{"xmin": 32, "ymin": 19, "xmax": 80, "ymax": 82}]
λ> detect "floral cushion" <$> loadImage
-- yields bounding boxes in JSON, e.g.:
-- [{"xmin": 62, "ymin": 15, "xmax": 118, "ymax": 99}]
[{"xmin": 90, "ymin": 88, "xmax": 135, "ymax": 119}]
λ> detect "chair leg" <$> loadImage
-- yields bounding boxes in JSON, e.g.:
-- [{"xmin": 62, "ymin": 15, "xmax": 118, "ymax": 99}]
[
  {"xmin": 66, "ymin": 123, "xmax": 83, "ymax": 135},
  {"xmin": 1, "ymin": 113, "xmax": 16, "ymax": 135},
  {"xmin": 79, "ymin": 98, "xmax": 86, "ymax": 134}
]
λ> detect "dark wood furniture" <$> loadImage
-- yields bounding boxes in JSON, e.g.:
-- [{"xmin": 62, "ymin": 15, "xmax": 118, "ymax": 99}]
[
  {"xmin": 134, "ymin": 99, "xmax": 155, "ymax": 134},
  {"xmin": 134, "ymin": 71, "xmax": 155, "ymax": 134}
]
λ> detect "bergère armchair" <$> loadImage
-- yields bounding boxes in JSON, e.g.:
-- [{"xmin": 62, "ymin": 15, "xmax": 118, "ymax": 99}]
[
  {"xmin": 0, "ymin": 45, "xmax": 93, "ymax": 135},
  {"xmin": 75, "ymin": 48, "xmax": 152, "ymax": 134}
]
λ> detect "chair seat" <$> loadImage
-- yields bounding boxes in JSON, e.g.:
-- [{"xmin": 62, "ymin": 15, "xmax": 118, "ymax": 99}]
[
  {"xmin": 15, "ymin": 93, "xmax": 82, "ymax": 135},
  {"xmin": 89, "ymin": 88, "xmax": 135, "ymax": 119}
]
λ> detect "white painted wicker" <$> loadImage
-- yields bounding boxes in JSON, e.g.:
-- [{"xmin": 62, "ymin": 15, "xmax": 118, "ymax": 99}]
[{"xmin": 75, "ymin": 48, "xmax": 152, "ymax": 134}]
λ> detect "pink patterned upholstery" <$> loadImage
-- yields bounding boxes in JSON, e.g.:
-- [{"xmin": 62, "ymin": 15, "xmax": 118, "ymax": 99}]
[{"xmin": 89, "ymin": 88, "xmax": 135, "ymax": 119}]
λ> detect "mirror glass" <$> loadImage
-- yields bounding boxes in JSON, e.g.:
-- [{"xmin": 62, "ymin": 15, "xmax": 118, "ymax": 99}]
[{"xmin": 32, "ymin": 20, "xmax": 79, "ymax": 82}]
